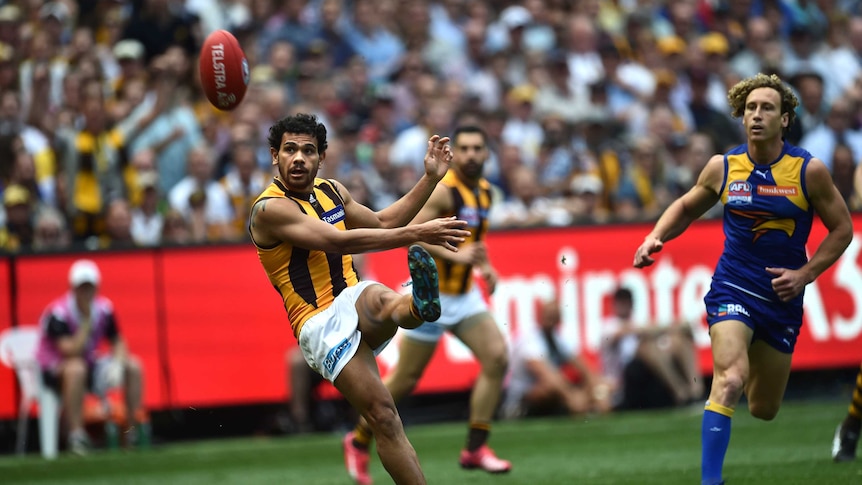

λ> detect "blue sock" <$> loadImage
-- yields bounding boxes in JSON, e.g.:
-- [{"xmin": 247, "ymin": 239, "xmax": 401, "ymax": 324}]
[{"xmin": 702, "ymin": 401, "xmax": 733, "ymax": 485}]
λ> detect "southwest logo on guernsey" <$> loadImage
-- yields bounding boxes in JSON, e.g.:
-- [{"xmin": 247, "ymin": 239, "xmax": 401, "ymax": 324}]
[
  {"xmin": 324, "ymin": 338, "xmax": 352, "ymax": 373},
  {"xmin": 321, "ymin": 206, "xmax": 346, "ymax": 225},
  {"xmin": 727, "ymin": 180, "xmax": 752, "ymax": 204},
  {"xmin": 717, "ymin": 303, "xmax": 750, "ymax": 317}
]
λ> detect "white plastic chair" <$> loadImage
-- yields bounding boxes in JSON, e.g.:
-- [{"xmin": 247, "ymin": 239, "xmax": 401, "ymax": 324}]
[{"xmin": 0, "ymin": 326, "xmax": 61, "ymax": 459}]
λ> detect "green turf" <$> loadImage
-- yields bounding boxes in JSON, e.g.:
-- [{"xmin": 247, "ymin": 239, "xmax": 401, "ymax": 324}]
[{"xmin": 1, "ymin": 399, "xmax": 860, "ymax": 484}]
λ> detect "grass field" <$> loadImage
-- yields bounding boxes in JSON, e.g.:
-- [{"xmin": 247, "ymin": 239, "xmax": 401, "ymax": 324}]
[{"xmin": 1, "ymin": 399, "xmax": 860, "ymax": 485}]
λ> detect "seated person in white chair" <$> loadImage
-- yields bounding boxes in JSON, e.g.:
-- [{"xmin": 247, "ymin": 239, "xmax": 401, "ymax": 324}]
[{"xmin": 36, "ymin": 259, "xmax": 146, "ymax": 455}]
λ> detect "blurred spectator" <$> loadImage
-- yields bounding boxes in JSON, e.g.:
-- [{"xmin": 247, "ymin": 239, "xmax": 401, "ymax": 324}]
[
  {"xmin": 219, "ymin": 140, "xmax": 271, "ymax": 238},
  {"xmin": 729, "ymin": 17, "xmax": 779, "ymax": 79},
  {"xmin": 309, "ymin": 0, "xmax": 356, "ymax": 69},
  {"xmin": 0, "ymin": 184, "xmax": 35, "ymax": 252},
  {"xmin": 566, "ymin": 173, "xmax": 608, "ymax": 225},
  {"xmin": 99, "ymin": 198, "xmax": 136, "ymax": 249},
  {"xmin": 161, "ymin": 208, "xmax": 191, "ymax": 245},
  {"xmin": 56, "ymin": 79, "xmax": 125, "ymax": 241},
  {"xmin": 37, "ymin": 259, "xmax": 148, "ymax": 455},
  {"xmin": 535, "ymin": 114, "xmax": 577, "ymax": 197},
  {"xmin": 501, "ymin": 84, "xmax": 543, "ymax": 165},
  {"xmin": 601, "ymin": 287, "xmax": 703, "ymax": 410},
  {"xmin": 121, "ymin": 0, "xmax": 199, "ymax": 63},
  {"xmin": 831, "ymin": 144, "xmax": 862, "ymax": 212},
  {"xmin": 130, "ymin": 171, "xmax": 164, "ymax": 247},
  {"xmin": 503, "ymin": 298, "xmax": 612, "ymax": 419},
  {"xmin": 799, "ymin": 100, "xmax": 862, "ymax": 171},
  {"xmin": 168, "ymin": 145, "xmax": 235, "ymax": 242},
  {"xmin": 533, "ymin": 50, "xmax": 589, "ymax": 125},
  {"xmin": 614, "ymin": 135, "xmax": 680, "ymax": 222},
  {"xmin": 128, "ymin": 48, "xmax": 205, "ymax": 194},
  {"xmin": 788, "ymin": 70, "xmax": 828, "ymax": 143},
  {"xmin": 340, "ymin": 0, "xmax": 406, "ymax": 83},
  {"xmin": 32, "ymin": 206, "xmax": 72, "ymax": 252},
  {"xmin": 489, "ymin": 165, "xmax": 570, "ymax": 229},
  {"xmin": 687, "ymin": 67, "xmax": 743, "ymax": 153},
  {"xmin": 389, "ymin": 102, "xmax": 455, "ymax": 172}
]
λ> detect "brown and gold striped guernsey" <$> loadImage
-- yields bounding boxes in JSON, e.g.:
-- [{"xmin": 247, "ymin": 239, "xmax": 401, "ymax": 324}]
[
  {"xmin": 251, "ymin": 177, "xmax": 360, "ymax": 338},
  {"xmin": 437, "ymin": 170, "xmax": 493, "ymax": 295}
]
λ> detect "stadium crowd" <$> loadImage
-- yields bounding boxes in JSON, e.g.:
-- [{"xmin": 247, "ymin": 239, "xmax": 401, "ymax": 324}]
[{"xmin": 2, "ymin": 0, "xmax": 862, "ymax": 253}]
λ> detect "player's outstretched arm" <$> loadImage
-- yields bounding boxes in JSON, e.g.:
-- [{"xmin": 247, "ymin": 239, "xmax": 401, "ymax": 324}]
[
  {"xmin": 634, "ymin": 154, "xmax": 723, "ymax": 268},
  {"xmin": 251, "ymin": 197, "xmax": 469, "ymax": 254}
]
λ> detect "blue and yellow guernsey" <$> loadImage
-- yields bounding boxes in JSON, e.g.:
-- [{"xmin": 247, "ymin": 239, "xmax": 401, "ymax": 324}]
[
  {"xmin": 437, "ymin": 170, "xmax": 493, "ymax": 295},
  {"xmin": 714, "ymin": 141, "xmax": 814, "ymax": 304},
  {"xmin": 251, "ymin": 177, "xmax": 360, "ymax": 338}
]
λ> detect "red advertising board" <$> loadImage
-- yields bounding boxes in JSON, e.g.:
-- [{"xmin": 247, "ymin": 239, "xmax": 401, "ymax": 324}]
[{"xmin": 1, "ymin": 216, "xmax": 861, "ymax": 420}]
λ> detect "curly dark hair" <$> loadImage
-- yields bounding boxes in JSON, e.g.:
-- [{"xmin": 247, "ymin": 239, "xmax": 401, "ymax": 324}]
[
  {"xmin": 267, "ymin": 113, "xmax": 328, "ymax": 153},
  {"xmin": 727, "ymin": 73, "xmax": 799, "ymax": 128}
]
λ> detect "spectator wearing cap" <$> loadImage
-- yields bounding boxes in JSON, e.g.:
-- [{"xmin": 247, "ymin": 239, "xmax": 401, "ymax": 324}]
[
  {"xmin": 567, "ymin": 173, "xmax": 608, "ymax": 225},
  {"xmin": 0, "ymin": 184, "xmax": 35, "ymax": 252},
  {"xmin": 0, "ymin": 4, "xmax": 20, "ymax": 47},
  {"xmin": 501, "ymin": 84, "xmax": 544, "ymax": 166},
  {"xmin": 111, "ymin": 39, "xmax": 147, "ymax": 95},
  {"xmin": 36, "ymin": 259, "xmax": 148, "ymax": 455},
  {"xmin": 693, "ymin": 32, "xmax": 734, "ymax": 114},
  {"xmin": 0, "ymin": 41, "xmax": 15, "ymax": 91}
]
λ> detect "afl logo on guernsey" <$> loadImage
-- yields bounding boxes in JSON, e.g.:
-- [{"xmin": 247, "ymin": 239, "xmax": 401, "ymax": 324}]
[{"xmin": 727, "ymin": 180, "xmax": 752, "ymax": 205}]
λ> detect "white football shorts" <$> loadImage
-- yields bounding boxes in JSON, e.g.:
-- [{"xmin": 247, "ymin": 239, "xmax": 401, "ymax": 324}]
[
  {"xmin": 400, "ymin": 286, "xmax": 490, "ymax": 343},
  {"xmin": 298, "ymin": 280, "xmax": 391, "ymax": 382}
]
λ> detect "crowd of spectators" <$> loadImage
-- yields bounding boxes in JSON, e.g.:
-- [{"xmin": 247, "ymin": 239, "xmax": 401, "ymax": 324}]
[{"xmin": 2, "ymin": 0, "xmax": 862, "ymax": 253}]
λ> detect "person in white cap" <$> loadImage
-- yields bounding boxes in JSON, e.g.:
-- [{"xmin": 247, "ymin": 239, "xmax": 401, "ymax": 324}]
[{"xmin": 36, "ymin": 259, "xmax": 147, "ymax": 455}]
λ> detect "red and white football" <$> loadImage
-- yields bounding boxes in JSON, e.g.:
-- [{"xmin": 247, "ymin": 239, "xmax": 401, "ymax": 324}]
[{"xmin": 198, "ymin": 30, "xmax": 249, "ymax": 111}]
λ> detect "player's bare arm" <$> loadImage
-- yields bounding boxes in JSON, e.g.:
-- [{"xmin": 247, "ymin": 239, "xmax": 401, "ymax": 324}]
[
  {"xmin": 371, "ymin": 135, "xmax": 453, "ymax": 228},
  {"xmin": 250, "ymin": 197, "xmax": 470, "ymax": 254},
  {"xmin": 766, "ymin": 157, "xmax": 853, "ymax": 301},
  {"xmin": 634, "ymin": 154, "xmax": 724, "ymax": 268}
]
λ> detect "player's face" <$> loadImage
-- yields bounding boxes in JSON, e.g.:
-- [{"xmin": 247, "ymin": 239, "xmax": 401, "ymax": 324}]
[
  {"xmin": 743, "ymin": 87, "xmax": 788, "ymax": 143},
  {"xmin": 452, "ymin": 132, "xmax": 487, "ymax": 181},
  {"xmin": 272, "ymin": 132, "xmax": 324, "ymax": 191}
]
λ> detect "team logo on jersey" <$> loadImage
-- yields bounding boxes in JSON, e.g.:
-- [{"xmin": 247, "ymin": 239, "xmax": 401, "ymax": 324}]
[
  {"xmin": 717, "ymin": 303, "xmax": 750, "ymax": 317},
  {"xmin": 727, "ymin": 180, "xmax": 752, "ymax": 204},
  {"xmin": 728, "ymin": 209, "xmax": 796, "ymax": 242}
]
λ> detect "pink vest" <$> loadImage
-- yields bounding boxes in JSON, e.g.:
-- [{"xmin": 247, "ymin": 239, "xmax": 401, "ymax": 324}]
[{"xmin": 37, "ymin": 293, "xmax": 116, "ymax": 371}]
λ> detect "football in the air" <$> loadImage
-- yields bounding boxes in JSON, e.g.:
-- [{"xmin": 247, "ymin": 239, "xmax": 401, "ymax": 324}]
[{"xmin": 199, "ymin": 29, "xmax": 249, "ymax": 111}]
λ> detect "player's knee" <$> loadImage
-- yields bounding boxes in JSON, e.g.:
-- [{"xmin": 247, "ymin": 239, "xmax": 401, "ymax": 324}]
[
  {"xmin": 749, "ymin": 401, "xmax": 780, "ymax": 421},
  {"xmin": 480, "ymin": 350, "xmax": 508, "ymax": 381},
  {"xmin": 363, "ymin": 399, "xmax": 402, "ymax": 440},
  {"xmin": 713, "ymin": 372, "xmax": 745, "ymax": 401}
]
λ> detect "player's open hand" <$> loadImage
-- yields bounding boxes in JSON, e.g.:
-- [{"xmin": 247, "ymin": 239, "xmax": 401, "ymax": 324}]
[
  {"xmin": 633, "ymin": 237, "xmax": 663, "ymax": 268},
  {"xmin": 765, "ymin": 267, "xmax": 811, "ymax": 302},
  {"xmin": 416, "ymin": 216, "xmax": 470, "ymax": 251},
  {"xmin": 423, "ymin": 135, "xmax": 453, "ymax": 180}
]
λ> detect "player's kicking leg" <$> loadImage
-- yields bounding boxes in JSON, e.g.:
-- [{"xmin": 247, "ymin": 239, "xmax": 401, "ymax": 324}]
[{"xmin": 833, "ymin": 362, "xmax": 862, "ymax": 462}]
